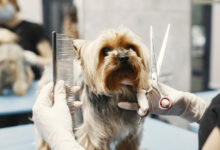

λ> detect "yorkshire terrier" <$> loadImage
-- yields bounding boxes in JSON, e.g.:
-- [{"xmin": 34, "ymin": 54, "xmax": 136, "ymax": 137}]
[
  {"xmin": 0, "ymin": 43, "xmax": 34, "ymax": 95},
  {"xmin": 36, "ymin": 27, "xmax": 150, "ymax": 150}
]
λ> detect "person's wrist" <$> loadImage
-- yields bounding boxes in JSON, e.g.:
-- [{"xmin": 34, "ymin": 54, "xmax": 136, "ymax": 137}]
[
  {"xmin": 179, "ymin": 92, "xmax": 194, "ymax": 120},
  {"xmin": 49, "ymin": 130, "xmax": 75, "ymax": 149},
  {"xmin": 180, "ymin": 92, "xmax": 208, "ymax": 122},
  {"xmin": 51, "ymin": 130, "xmax": 85, "ymax": 150}
]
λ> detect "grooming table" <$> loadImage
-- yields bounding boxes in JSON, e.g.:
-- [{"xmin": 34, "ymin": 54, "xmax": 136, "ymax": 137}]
[
  {"xmin": 0, "ymin": 81, "xmax": 37, "ymax": 116},
  {"xmin": 0, "ymin": 117, "xmax": 198, "ymax": 150},
  {"xmin": 195, "ymin": 90, "xmax": 220, "ymax": 103},
  {"xmin": 0, "ymin": 124, "xmax": 35, "ymax": 150},
  {"xmin": 141, "ymin": 117, "xmax": 198, "ymax": 150},
  {"xmin": 189, "ymin": 90, "xmax": 220, "ymax": 133}
]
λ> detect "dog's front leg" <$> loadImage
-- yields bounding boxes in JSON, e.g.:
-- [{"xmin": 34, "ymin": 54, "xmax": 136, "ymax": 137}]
[
  {"xmin": 13, "ymin": 61, "xmax": 28, "ymax": 95},
  {"xmin": 116, "ymin": 134, "xmax": 140, "ymax": 150},
  {"xmin": 25, "ymin": 65, "xmax": 34, "ymax": 86},
  {"xmin": 76, "ymin": 124, "xmax": 111, "ymax": 150},
  {"xmin": 0, "ymin": 68, "xmax": 3, "ymax": 95},
  {"xmin": 0, "ymin": 79, "xmax": 2, "ymax": 95}
]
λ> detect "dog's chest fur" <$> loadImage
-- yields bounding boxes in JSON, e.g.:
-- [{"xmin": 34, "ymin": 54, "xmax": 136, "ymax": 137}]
[{"xmin": 77, "ymin": 84, "xmax": 140, "ymax": 142}]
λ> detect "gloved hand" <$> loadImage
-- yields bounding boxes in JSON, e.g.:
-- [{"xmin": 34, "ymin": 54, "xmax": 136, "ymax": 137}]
[
  {"xmin": 32, "ymin": 80, "xmax": 85, "ymax": 150},
  {"xmin": 118, "ymin": 81, "xmax": 209, "ymax": 122}
]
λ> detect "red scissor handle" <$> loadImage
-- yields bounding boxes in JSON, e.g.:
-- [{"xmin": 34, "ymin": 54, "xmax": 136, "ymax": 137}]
[{"xmin": 159, "ymin": 97, "xmax": 172, "ymax": 110}]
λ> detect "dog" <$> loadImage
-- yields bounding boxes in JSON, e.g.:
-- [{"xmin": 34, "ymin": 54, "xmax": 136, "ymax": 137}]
[
  {"xmin": 0, "ymin": 43, "xmax": 34, "ymax": 95},
  {"xmin": 36, "ymin": 26, "xmax": 150, "ymax": 150}
]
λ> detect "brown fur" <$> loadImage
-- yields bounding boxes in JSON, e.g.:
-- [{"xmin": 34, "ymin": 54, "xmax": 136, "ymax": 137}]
[
  {"xmin": 36, "ymin": 27, "xmax": 150, "ymax": 150},
  {"xmin": 0, "ymin": 43, "xmax": 34, "ymax": 95}
]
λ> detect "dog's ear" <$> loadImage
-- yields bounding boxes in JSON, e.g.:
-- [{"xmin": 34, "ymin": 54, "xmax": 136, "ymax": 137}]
[{"xmin": 73, "ymin": 40, "xmax": 88, "ymax": 59}]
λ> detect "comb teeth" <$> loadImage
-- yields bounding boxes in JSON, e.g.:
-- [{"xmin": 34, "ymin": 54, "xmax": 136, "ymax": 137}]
[{"xmin": 53, "ymin": 32, "xmax": 75, "ymax": 102}]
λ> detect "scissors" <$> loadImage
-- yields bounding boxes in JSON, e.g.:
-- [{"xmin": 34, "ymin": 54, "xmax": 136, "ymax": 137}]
[
  {"xmin": 138, "ymin": 24, "xmax": 171, "ymax": 124},
  {"xmin": 150, "ymin": 24, "xmax": 172, "ymax": 110}
]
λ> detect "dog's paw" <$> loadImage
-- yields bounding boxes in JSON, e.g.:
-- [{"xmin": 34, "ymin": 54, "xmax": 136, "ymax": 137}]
[{"xmin": 13, "ymin": 81, "xmax": 28, "ymax": 96}]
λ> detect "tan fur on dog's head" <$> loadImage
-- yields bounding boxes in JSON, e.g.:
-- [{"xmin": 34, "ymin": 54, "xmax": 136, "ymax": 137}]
[{"xmin": 74, "ymin": 27, "xmax": 150, "ymax": 93}]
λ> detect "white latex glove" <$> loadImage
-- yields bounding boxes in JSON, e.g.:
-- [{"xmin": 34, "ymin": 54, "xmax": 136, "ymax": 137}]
[
  {"xmin": 118, "ymin": 81, "xmax": 209, "ymax": 122},
  {"xmin": 0, "ymin": 28, "xmax": 18, "ymax": 43},
  {"xmin": 32, "ymin": 80, "xmax": 85, "ymax": 150}
]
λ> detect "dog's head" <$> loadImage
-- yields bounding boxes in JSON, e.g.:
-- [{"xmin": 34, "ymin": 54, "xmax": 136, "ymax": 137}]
[{"xmin": 74, "ymin": 27, "xmax": 150, "ymax": 93}]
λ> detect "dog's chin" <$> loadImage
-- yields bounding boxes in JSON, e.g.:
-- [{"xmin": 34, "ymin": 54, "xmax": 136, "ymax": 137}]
[{"xmin": 104, "ymin": 64, "xmax": 139, "ymax": 92}]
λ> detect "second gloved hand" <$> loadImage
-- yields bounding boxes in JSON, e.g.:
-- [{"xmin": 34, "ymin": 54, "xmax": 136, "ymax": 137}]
[
  {"xmin": 118, "ymin": 81, "xmax": 209, "ymax": 122},
  {"xmin": 33, "ymin": 81, "xmax": 84, "ymax": 150}
]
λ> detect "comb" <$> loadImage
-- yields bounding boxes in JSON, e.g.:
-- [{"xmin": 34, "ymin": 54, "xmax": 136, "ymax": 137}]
[
  {"xmin": 52, "ymin": 31, "xmax": 78, "ymax": 130},
  {"xmin": 52, "ymin": 31, "xmax": 75, "ymax": 102}
]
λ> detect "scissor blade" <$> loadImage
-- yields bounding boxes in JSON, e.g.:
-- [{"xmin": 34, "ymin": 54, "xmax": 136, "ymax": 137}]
[
  {"xmin": 157, "ymin": 24, "xmax": 170, "ymax": 76},
  {"xmin": 150, "ymin": 26, "xmax": 158, "ymax": 82}
]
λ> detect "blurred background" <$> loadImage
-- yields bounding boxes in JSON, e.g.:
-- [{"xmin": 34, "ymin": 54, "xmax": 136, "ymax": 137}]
[
  {"xmin": 15, "ymin": 0, "xmax": 220, "ymax": 92},
  {"xmin": 0, "ymin": 0, "xmax": 220, "ymax": 149}
]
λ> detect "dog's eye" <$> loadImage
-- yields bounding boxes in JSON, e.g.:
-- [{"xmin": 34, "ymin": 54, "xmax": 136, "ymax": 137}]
[
  {"xmin": 126, "ymin": 44, "xmax": 135, "ymax": 51},
  {"xmin": 102, "ymin": 47, "xmax": 111, "ymax": 56}
]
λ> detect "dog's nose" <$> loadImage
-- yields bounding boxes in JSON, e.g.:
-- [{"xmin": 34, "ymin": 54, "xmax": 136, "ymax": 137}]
[{"xmin": 118, "ymin": 56, "xmax": 129, "ymax": 63}]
